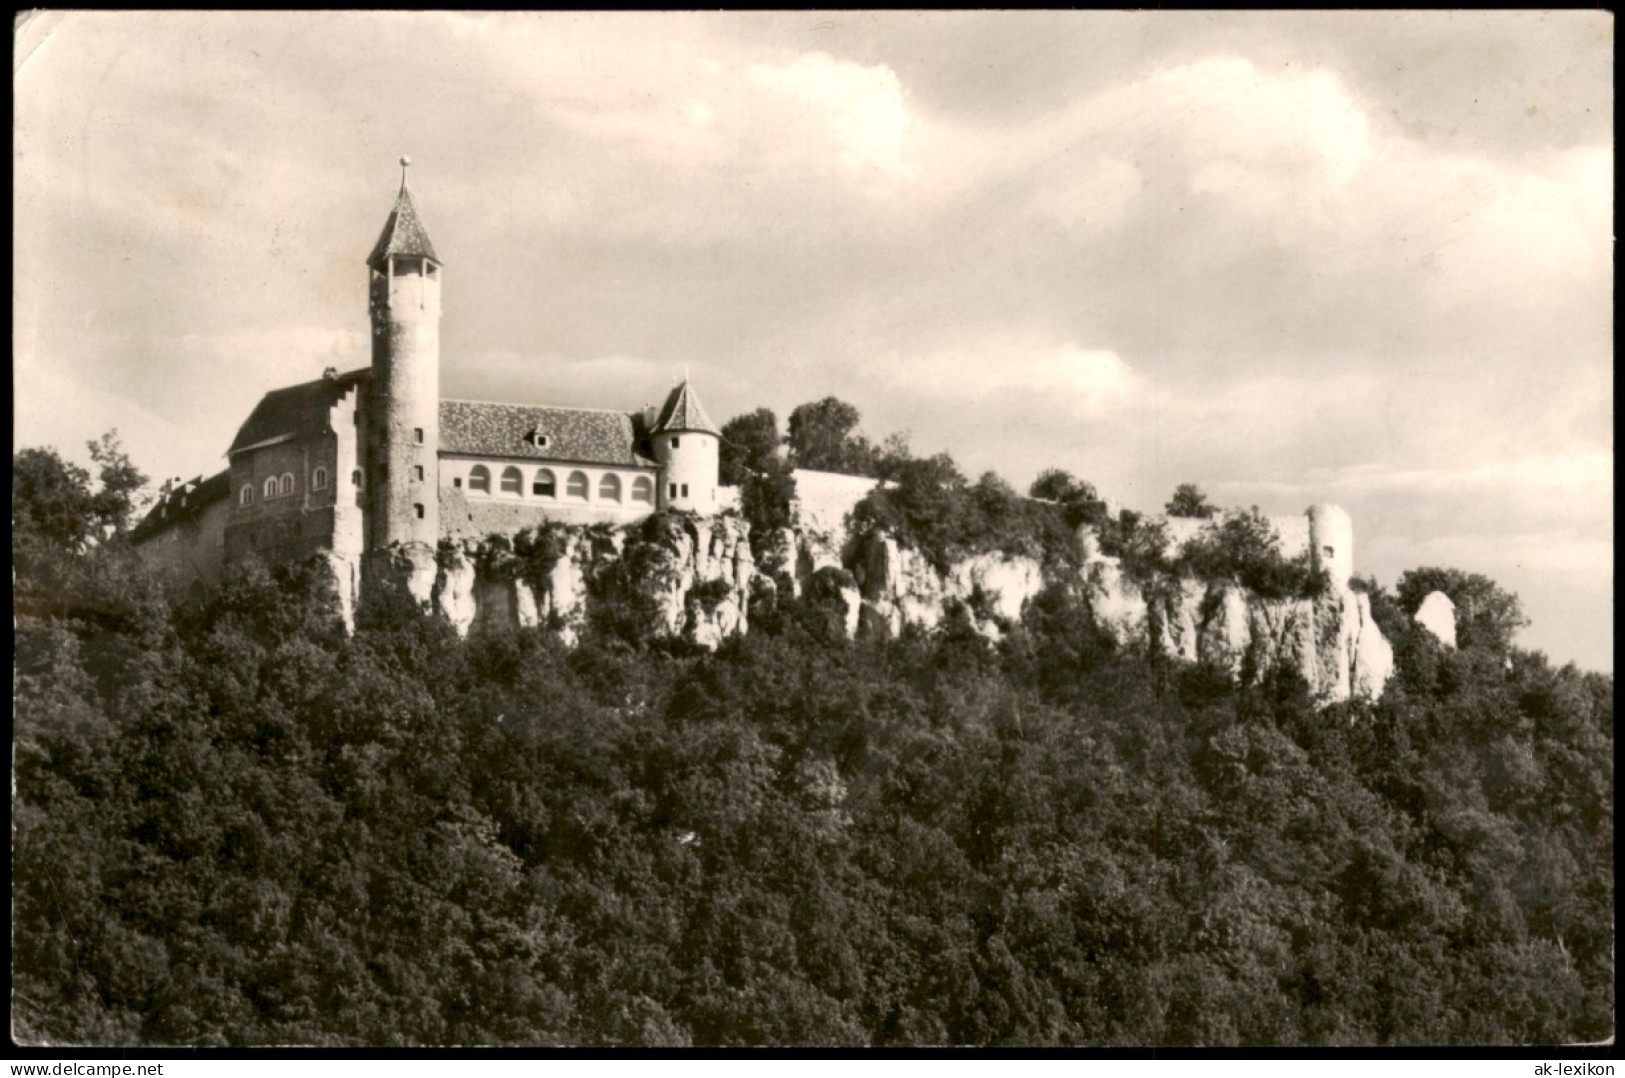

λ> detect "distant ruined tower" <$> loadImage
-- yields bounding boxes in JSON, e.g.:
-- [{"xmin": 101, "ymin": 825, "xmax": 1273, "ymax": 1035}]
[
  {"xmin": 1308, "ymin": 503, "xmax": 1354, "ymax": 587},
  {"xmin": 367, "ymin": 157, "xmax": 442, "ymax": 554}
]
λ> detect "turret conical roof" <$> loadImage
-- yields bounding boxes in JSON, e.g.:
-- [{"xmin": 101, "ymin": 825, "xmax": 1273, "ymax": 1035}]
[
  {"xmin": 367, "ymin": 177, "xmax": 439, "ymax": 269},
  {"xmin": 652, "ymin": 380, "xmax": 720, "ymax": 435}
]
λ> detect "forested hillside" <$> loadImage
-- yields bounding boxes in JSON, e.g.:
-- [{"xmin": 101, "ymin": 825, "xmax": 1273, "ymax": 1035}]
[{"xmin": 12, "ymin": 439, "xmax": 1614, "ymax": 1046}]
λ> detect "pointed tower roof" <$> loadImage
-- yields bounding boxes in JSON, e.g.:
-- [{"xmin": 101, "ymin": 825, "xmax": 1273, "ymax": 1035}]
[
  {"xmin": 652, "ymin": 379, "xmax": 720, "ymax": 436},
  {"xmin": 367, "ymin": 157, "xmax": 439, "ymax": 269}
]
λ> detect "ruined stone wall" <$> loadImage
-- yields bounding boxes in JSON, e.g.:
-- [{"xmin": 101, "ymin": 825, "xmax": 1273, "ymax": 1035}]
[{"xmin": 790, "ymin": 469, "xmax": 883, "ymax": 543}]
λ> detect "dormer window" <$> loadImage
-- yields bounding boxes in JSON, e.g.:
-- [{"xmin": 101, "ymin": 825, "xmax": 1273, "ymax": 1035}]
[{"xmin": 526, "ymin": 430, "xmax": 551, "ymax": 450}]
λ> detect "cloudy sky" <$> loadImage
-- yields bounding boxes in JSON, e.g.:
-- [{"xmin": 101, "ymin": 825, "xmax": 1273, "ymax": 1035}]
[{"xmin": 14, "ymin": 12, "xmax": 1613, "ymax": 669}]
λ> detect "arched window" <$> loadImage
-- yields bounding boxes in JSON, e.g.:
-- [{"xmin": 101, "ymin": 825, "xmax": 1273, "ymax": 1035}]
[
  {"xmin": 279, "ymin": 473, "xmax": 295, "ymax": 496},
  {"xmin": 239, "ymin": 485, "xmax": 253, "ymax": 507},
  {"xmin": 631, "ymin": 476, "xmax": 654, "ymax": 505},
  {"xmin": 500, "ymin": 466, "xmax": 523, "ymax": 496},
  {"xmin": 312, "ymin": 467, "xmax": 328, "ymax": 491},
  {"xmin": 263, "ymin": 476, "xmax": 278, "ymax": 499},
  {"xmin": 533, "ymin": 469, "xmax": 556, "ymax": 498},
  {"xmin": 566, "ymin": 471, "xmax": 590, "ymax": 501},
  {"xmin": 468, "ymin": 465, "xmax": 491, "ymax": 494},
  {"xmin": 599, "ymin": 473, "xmax": 622, "ymax": 503}
]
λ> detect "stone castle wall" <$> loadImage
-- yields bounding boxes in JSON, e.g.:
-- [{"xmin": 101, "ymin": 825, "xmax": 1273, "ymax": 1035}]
[
  {"xmin": 790, "ymin": 468, "xmax": 883, "ymax": 541},
  {"xmin": 225, "ymin": 435, "xmax": 344, "ymax": 566},
  {"xmin": 134, "ymin": 499, "xmax": 231, "ymax": 597}
]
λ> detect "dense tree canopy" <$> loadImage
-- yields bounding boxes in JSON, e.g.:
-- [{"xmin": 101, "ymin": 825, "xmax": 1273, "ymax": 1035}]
[{"xmin": 11, "ymin": 439, "xmax": 1613, "ymax": 1047}]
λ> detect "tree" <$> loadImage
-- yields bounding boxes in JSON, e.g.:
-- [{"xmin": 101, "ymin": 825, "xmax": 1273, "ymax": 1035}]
[
  {"xmin": 14, "ymin": 431, "xmax": 149, "ymax": 561},
  {"xmin": 740, "ymin": 457, "xmax": 798, "ymax": 559},
  {"xmin": 1165, "ymin": 483, "xmax": 1217, "ymax": 519},
  {"xmin": 14, "ymin": 447, "xmax": 98, "ymax": 555},
  {"xmin": 788, "ymin": 398, "xmax": 874, "ymax": 475},
  {"xmin": 850, "ymin": 452, "xmax": 968, "ymax": 570},
  {"xmin": 719, "ymin": 409, "xmax": 783, "ymax": 487},
  {"xmin": 1028, "ymin": 469, "xmax": 1103, "ymax": 529},
  {"xmin": 88, "ymin": 430, "xmax": 148, "ymax": 538}
]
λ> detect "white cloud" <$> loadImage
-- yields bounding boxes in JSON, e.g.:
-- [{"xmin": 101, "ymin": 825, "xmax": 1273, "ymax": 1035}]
[
  {"xmin": 1323, "ymin": 450, "xmax": 1612, "ymax": 497},
  {"xmin": 877, "ymin": 340, "xmax": 1147, "ymax": 417},
  {"xmin": 744, "ymin": 51, "xmax": 919, "ymax": 182},
  {"xmin": 1363, "ymin": 530, "xmax": 1612, "ymax": 582}
]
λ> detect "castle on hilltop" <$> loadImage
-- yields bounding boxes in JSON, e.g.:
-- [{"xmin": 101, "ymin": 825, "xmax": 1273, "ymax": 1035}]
[{"xmin": 133, "ymin": 161, "xmax": 726, "ymax": 603}]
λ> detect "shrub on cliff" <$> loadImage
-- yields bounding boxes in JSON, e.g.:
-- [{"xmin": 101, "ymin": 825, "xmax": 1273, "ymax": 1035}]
[
  {"xmin": 1177, "ymin": 507, "xmax": 1327, "ymax": 600},
  {"xmin": 851, "ymin": 455, "xmax": 1079, "ymax": 573},
  {"xmin": 740, "ymin": 456, "xmax": 797, "ymax": 559},
  {"xmin": 1028, "ymin": 469, "xmax": 1108, "ymax": 530},
  {"xmin": 1095, "ymin": 510, "xmax": 1172, "ymax": 585},
  {"xmin": 718, "ymin": 408, "xmax": 799, "ymax": 559},
  {"xmin": 1165, "ymin": 482, "xmax": 1218, "ymax": 520}
]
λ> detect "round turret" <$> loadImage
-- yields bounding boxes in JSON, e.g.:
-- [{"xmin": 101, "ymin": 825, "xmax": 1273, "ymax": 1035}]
[
  {"xmin": 1307, "ymin": 503, "xmax": 1353, "ymax": 587},
  {"xmin": 367, "ymin": 161, "xmax": 442, "ymax": 552},
  {"xmin": 650, "ymin": 379, "xmax": 721, "ymax": 513}
]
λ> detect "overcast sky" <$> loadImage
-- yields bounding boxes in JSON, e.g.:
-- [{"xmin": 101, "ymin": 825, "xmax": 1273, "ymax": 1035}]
[{"xmin": 14, "ymin": 11, "xmax": 1613, "ymax": 670}]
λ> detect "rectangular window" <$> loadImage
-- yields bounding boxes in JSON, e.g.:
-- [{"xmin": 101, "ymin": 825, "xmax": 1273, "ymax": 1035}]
[
  {"xmin": 414, "ymin": 503, "xmax": 425, "ymax": 520},
  {"xmin": 681, "ymin": 484, "xmax": 689, "ymax": 498},
  {"xmin": 414, "ymin": 465, "xmax": 424, "ymax": 481},
  {"xmin": 453, "ymin": 477, "xmax": 463, "ymax": 488},
  {"xmin": 414, "ymin": 428, "xmax": 424, "ymax": 444},
  {"xmin": 669, "ymin": 484, "xmax": 677, "ymax": 499},
  {"xmin": 672, "ymin": 437, "xmax": 680, "ymax": 449}
]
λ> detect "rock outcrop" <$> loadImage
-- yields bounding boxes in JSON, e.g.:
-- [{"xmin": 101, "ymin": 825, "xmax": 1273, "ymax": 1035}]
[
  {"xmin": 851, "ymin": 533, "xmax": 1045, "ymax": 642},
  {"xmin": 430, "ymin": 515, "xmax": 755, "ymax": 651},
  {"xmin": 1414, "ymin": 590, "xmax": 1458, "ymax": 648},
  {"xmin": 403, "ymin": 510, "xmax": 1393, "ymax": 705},
  {"xmin": 1078, "ymin": 535, "xmax": 1393, "ymax": 704}
]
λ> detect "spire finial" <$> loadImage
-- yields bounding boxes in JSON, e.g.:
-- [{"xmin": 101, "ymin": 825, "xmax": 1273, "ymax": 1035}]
[{"xmin": 399, "ymin": 155, "xmax": 411, "ymax": 190}]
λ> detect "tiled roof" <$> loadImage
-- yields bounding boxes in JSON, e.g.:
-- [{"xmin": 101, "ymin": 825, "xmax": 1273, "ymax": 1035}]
[
  {"xmin": 228, "ymin": 368, "xmax": 371, "ymax": 455},
  {"xmin": 367, "ymin": 182, "xmax": 440, "ymax": 268},
  {"xmin": 652, "ymin": 380, "xmax": 720, "ymax": 435},
  {"xmin": 439, "ymin": 400, "xmax": 656, "ymax": 468},
  {"xmin": 132, "ymin": 470, "xmax": 230, "ymax": 542}
]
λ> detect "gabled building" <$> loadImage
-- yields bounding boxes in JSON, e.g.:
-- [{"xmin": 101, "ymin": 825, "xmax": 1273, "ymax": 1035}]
[{"xmin": 134, "ymin": 162, "xmax": 724, "ymax": 602}]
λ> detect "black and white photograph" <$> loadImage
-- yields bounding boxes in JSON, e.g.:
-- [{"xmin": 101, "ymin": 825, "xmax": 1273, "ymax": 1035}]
[{"xmin": 11, "ymin": 10, "xmax": 1613, "ymax": 1050}]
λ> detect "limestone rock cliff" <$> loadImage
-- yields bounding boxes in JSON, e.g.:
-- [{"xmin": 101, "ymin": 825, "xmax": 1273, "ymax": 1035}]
[
  {"xmin": 850, "ymin": 533, "xmax": 1045, "ymax": 642},
  {"xmin": 1080, "ymin": 553, "xmax": 1392, "ymax": 704},
  {"xmin": 429, "ymin": 515, "xmax": 755, "ymax": 651},
  {"xmin": 375, "ymin": 510, "xmax": 1393, "ymax": 705}
]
